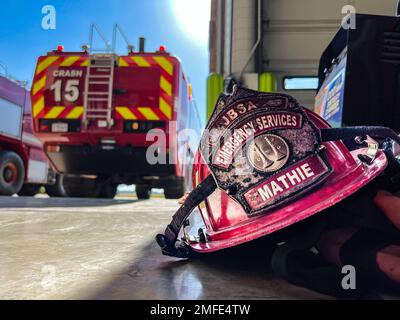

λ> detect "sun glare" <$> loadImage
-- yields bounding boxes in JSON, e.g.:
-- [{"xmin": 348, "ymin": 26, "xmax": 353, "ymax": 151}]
[{"xmin": 172, "ymin": 0, "xmax": 211, "ymax": 46}]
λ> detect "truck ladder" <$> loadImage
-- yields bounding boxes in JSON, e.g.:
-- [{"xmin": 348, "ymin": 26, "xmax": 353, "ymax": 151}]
[{"xmin": 83, "ymin": 54, "xmax": 116, "ymax": 128}]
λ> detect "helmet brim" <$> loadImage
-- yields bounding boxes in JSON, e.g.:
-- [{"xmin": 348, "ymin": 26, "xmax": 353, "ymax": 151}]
[{"xmin": 190, "ymin": 148, "xmax": 387, "ymax": 253}]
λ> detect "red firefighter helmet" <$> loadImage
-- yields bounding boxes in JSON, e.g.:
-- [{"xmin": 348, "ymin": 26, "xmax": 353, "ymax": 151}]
[{"xmin": 156, "ymin": 87, "xmax": 400, "ymax": 258}]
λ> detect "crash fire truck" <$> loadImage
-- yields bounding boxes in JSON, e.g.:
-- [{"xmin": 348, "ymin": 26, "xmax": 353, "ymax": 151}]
[
  {"xmin": 31, "ymin": 25, "xmax": 203, "ymax": 199},
  {"xmin": 0, "ymin": 71, "xmax": 65, "ymax": 196}
]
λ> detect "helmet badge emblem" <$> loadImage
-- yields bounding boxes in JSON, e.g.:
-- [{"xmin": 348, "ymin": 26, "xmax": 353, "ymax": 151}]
[{"xmin": 248, "ymin": 134, "xmax": 290, "ymax": 173}]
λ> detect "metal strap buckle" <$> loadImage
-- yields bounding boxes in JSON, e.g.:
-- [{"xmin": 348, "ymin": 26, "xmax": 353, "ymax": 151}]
[{"xmin": 355, "ymin": 135, "xmax": 379, "ymax": 164}]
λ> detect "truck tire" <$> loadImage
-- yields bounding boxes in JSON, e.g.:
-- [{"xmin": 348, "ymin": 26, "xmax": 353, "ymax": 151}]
[
  {"xmin": 136, "ymin": 184, "xmax": 151, "ymax": 199},
  {"xmin": 164, "ymin": 179, "xmax": 185, "ymax": 199},
  {"xmin": 46, "ymin": 174, "xmax": 68, "ymax": 197},
  {"xmin": 63, "ymin": 177, "xmax": 101, "ymax": 198},
  {"xmin": 0, "ymin": 151, "xmax": 25, "ymax": 196},
  {"xmin": 18, "ymin": 184, "xmax": 41, "ymax": 197},
  {"xmin": 99, "ymin": 183, "xmax": 118, "ymax": 199}
]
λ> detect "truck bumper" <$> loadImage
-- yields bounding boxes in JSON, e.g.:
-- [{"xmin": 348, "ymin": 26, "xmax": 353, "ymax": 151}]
[{"xmin": 46, "ymin": 145, "xmax": 176, "ymax": 179}]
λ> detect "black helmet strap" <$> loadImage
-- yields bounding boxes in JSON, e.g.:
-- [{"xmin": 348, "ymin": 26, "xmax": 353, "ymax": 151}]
[
  {"xmin": 321, "ymin": 126, "xmax": 400, "ymax": 145},
  {"xmin": 155, "ymin": 174, "xmax": 216, "ymax": 258}
]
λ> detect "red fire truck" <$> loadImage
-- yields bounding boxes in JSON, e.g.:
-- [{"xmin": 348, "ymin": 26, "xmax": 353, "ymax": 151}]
[
  {"xmin": 31, "ymin": 25, "xmax": 203, "ymax": 199},
  {"xmin": 0, "ymin": 73, "xmax": 65, "ymax": 196}
]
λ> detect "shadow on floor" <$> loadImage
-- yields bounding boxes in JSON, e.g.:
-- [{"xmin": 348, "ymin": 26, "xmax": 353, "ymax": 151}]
[
  {"xmin": 88, "ymin": 236, "xmax": 329, "ymax": 300},
  {"xmin": 0, "ymin": 196, "xmax": 138, "ymax": 208}
]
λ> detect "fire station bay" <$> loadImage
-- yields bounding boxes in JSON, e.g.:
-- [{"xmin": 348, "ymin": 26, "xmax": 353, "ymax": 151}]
[{"xmin": 1, "ymin": 0, "xmax": 400, "ymax": 301}]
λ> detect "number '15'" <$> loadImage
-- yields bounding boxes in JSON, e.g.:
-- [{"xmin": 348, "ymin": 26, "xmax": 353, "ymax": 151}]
[{"xmin": 50, "ymin": 79, "xmax": 80, "ymax": 102}]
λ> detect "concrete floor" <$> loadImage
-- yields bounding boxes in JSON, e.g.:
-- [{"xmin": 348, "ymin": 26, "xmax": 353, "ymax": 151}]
[{"xmin": 0, "ymin": 195, "xmax": 334, "ymax": 299}]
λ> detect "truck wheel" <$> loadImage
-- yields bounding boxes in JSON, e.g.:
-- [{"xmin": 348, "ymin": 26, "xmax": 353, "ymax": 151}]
[
  {"xmin": 99, "ymin": 183, "xmax": 118, "ymax": 199},
  {"xmin": 18, "ymin": 184, "xmax": 41, "ymax": 197},
  {"xmin": 136, "ymin": 184, "xmax": 151, "ymax": 199},
  {"xmin": 0, "ymin": 151, "xmax": 25, "ymax": 196},
  {"xmin": 63, "ymin": 177, "xmax": 101, "ymax": 198},
  {"xmin": 46, "ymin": 174, "xmax": 68, "ymax": 197},
  {"xmin": 164, "ymin": 180, "xmax": 185, "ymax": 199}
]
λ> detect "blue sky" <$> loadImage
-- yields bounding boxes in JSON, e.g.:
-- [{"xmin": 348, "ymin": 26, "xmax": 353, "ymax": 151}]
[{"xmin": 0, "ymin": 0, "xmax": 210, "ymax": 122}]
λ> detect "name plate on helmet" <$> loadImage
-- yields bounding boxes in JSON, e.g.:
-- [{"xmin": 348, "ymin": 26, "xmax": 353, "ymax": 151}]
[
  {"xmin": 244, "ymin": 154, "xmax": 329, "ymax": 211},
  {"xmin": 200, "ymin": 87, "xmax": 332, "ymax": 216}
]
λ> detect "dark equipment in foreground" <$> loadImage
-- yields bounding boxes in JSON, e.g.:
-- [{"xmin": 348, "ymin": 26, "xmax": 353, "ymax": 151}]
[{"xmin": 316, "ymin": 14, "xmax": 400, "ymax": 130}]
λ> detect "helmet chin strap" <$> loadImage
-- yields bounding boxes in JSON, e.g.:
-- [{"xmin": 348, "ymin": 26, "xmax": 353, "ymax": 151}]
[{"xmin": 155, "ymin": 174, "xmax": 216, "ymax": 258}]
